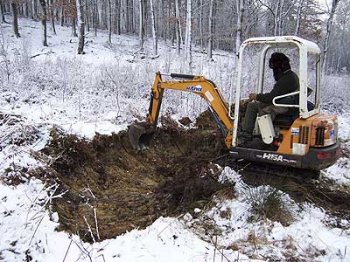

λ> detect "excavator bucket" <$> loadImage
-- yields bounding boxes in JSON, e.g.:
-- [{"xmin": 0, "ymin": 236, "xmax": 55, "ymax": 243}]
[{"xmin": 127, "ymin": 122, "xmax": 155, "ymax": 150}]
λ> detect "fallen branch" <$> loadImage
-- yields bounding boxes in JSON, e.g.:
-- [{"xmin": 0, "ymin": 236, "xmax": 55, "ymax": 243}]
[
  {"xmin": 93, "ymin": 208, "xmax": 100, "ymax": 240},
  {"xmin": 62, "ymin": 238, "xmax": 73, "ymax": 262},
  {"xmin": 31, "ymin": 51, "xmax": 55, "ymax": 59},
  {"xmin": 83, "ymin": 216, "xmax": 96, "ymax": 243}
]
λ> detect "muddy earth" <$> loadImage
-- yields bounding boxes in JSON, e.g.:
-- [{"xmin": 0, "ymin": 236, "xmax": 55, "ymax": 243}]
[
  {"xmin": 35, "ymin": 111, "xmax": 350, "ymax": 242},
  {"xmin": 37, "ymin": 113, "xmax": 231, "ymax": 242}
]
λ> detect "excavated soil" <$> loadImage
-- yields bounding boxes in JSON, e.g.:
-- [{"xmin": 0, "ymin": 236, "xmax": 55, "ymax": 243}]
[
  {"xmin": 37, "ymin": 114, "xmax": 230, "ymax": 242},
  {"xmin": 34, "ymin": 111, "xmax": 350, "ymax": 242}
]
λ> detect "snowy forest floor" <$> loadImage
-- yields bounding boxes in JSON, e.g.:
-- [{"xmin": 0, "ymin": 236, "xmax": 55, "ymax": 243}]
[{"xmin": 0, "ymin": 18, "xmax": 350, "ymax": 261}]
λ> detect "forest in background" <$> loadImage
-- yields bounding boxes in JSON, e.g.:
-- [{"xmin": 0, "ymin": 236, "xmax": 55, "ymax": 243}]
[{"xmin": 0, "ymin": 0, "xmax": 349, "ymax": 73}]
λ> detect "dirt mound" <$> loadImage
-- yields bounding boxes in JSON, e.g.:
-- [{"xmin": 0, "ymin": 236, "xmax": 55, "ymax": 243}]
[{"xmin": 37, "ymin": 116, "xmax": 229, "ymax": 242}]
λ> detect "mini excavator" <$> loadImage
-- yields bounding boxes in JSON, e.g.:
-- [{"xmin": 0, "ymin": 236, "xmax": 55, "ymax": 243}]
[{"xmin": 128, "ymin": 36, "xmax": 340, "ymax": 171}]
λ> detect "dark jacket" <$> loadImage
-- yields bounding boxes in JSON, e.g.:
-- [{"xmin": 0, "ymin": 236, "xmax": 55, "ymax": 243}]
[{"xmin": 256, "ymin": 70, "xmax": 299, "ymax": 104}]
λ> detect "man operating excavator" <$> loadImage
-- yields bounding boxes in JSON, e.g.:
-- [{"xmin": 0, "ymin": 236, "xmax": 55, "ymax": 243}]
[{"xmin": 239, "ymin": 52, "xmax": 300, "ymax": 145}]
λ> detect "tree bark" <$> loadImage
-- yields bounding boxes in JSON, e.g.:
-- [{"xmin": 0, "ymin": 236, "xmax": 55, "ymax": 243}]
[
  {"xmin": 126, "ymin": 0, "xmax": 134, "ymax": 33},
  {"xmin": 76, "ymin": 0, "xmax": 85, "ymax": 54},
  {"xmin": 50, "ymin": 0, "xmax": 56, "ymax": 34},
  {"xmin": 294, "ymin": 0, "xmax": 303, "ymax": 35},
  {"xmin": 235, "ymin": 0, "xmax": 244, "ymax": 56},
  {"xmin": 207, "ymin": 0, "xmax": 214, "ymax": 59},
  {"xmin": 32, "ymin": 0, "xmax": 38, "ymax": 19},
  {"xmin": 273, "ymin": 0, "xmax": 281, "ymax": 36},
  {"xmin": 92, "ymin": 0, "xmax": 97, "ymax": 36},
  {"xmin": 199, "ymin": 0, "xmax": 203, "ymax": 50},
  {"xmin": 60, "ymin": 5, "xmax": 64, "ymax": 26},
  {"xmin": 11, "ymin": 2, "xmax": 20, "ymax": 38},
  {"xmin": 150, "ymin": 0, "xmax": 157, "ymax": 55},
  {"xmin": 185, "ymin": 0, "xmax": 192, "ymax": 68},
  {"xmin": 175, "ymin": 0, "xmax": 181, "ymax": 55},
  {"xmin": 139, "ymin": 0, "xmax": 145, "ymax": 51},
  {"xmin": 322, "ymin": 0, "xmax": 340, "ymax": 73},
  {"xmin": 0, "ymin": 0, "xmax": 6, "ymax": 23},
  {"xmin": 107, "ymin": 0, "xmax": 112, "ymax": 43},
  {"xmin": 39, "ymin": 0, "xmax": 48, "ymax": 46},
  {"xmin": 115, "ymin": 0, "xmax": 120, "ymax": 35}
]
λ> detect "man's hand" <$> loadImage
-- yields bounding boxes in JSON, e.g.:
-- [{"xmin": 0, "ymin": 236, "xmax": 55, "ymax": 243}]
[{"xmin": 249, "ymin": 93, "xmax": 257, "ymax": 101}]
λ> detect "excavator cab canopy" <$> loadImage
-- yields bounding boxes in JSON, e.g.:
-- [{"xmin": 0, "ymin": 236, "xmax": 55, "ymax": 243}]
[{"xmin": 232, "ymin": 36, "xmax": 322, "ymax": 147}]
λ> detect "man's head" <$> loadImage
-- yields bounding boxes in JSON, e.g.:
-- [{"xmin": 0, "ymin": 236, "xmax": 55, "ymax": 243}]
[{"xmin": 269, "ymin": 52, "xmax": 291, "ymax": 80}]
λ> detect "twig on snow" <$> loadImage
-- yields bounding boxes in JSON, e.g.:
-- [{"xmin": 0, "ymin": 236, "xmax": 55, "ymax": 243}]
[
  {"xmin": 63, "ymin": 238, "xmax": 73, "ymax": 262},
  {"xmin": 93, "ymin": 208, "xmax": 100, "ymax": 240},
  {"xmin": 83, "ymin": 215, "xmax": 96, "ymax": 243}
]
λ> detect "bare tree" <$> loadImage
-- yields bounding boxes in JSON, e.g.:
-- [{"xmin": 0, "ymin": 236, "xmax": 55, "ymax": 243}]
[
  {"xmin": 139, "ymin": 0, "xmax": 145, "ymax": 51},
  {"xmin": 11, "ymin": 1, "xmax": 20, "ymax": 38},
  {"xmin": 207, "ymin": 0, "xmax": 214, "ymax": 59},
  {"xmin": 76, "ymin": 0, "xmax": 85, "ymax": 54},
  {"xmin": 32, "ymin": 0, "xmax": 39, "ymax": 19},
  {"xmin": 150, "ymin": 0, "xmax": 157, "ymax": 55},
  {"xmin": 0, "ymin": 0, "xmax": 6, "ymax": 23},
  {"xmin": 175, "ymin": 0, "xmax": 181, "ymax": 55},
  {"xmin": 50, "ymin": 0, "xmax": 56, "ymax": 34},
  {"xmin": 236, "ymin": 0, "xmax": 244, "ymax": 55},
  {"xmin": 107, "ymin": 0, "xmax": 112, "ymax": 43},
  {"xmin": 39, "ymin": 0, "xmax": 48, "ymax": 46},
  {"xmin": 294, "ymin": 0, "xmax": 304, "ymax": 35},
  {"xmin": 185, "ymin": 0, "xmax": 192, "ymax": 67},
  {"xmin": 322, "ymin": 0, "xmax": 341, "ymax": 73},
  {"xmin": 114, "ymin": 0, "xmax": 120, "ymax": 35}
]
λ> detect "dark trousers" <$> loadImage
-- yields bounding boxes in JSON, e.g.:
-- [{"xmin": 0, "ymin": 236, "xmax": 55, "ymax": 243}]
[{"xmin": 242, "ymin": 101, "xmax": 288, "ymax": 134}]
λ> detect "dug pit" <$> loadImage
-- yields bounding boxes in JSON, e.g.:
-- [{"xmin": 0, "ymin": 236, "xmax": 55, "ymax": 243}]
[
  {"xmin": 34, "ymin": 111, "xmax": 350, "ymax": 243},
  {"xmin": 37, "ymin": 114, "xmax": 230, "ymax": 242}
]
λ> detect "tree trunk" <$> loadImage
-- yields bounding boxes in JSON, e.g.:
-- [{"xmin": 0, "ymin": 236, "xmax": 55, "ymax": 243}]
[
  {"xmin": 207, "ymin": 0, "xmax": 214, "ymax": 59},
  {"xmin": 60, "ymin": 5, "xmax": 64, "ymax": 26},
  {"xmin": 294, "ymin": 0, "xmax": 303, "ymax": 35},
  {"xmin": 126, "ymin": 0, "xmax": 134, "ymax": 33},
  {"xmin": 277, "ymin": 0, "xmax": 285, "ymax": 36},
  {"xmin": 322, "ymin": 0, "xmax": 340, "ymax": 73},
  {"xmin": 185, "ymin": 0, "xmax": 192, "ymax": 68},
  {"xmin": 139, "ymin": 0, "xmax": 144, "ymax": 51},
  {"xmin": 39, "ymin": 0, "xmax": 48, "ymax": 46},
  {"xmin": 107, "ymin": 0, "xmax": 112, "ymax": 43},
  {"xmin": 150, "ymin": 0, "xmax": 157, "ymax": 55},
  {"xmin": 76, "ymin": 0, "xmax": 85, "ymax": 54},
  {"xmin": 92, "ymin": 0, "xmax": 97, "ymax": 36},
  {"xmin": 235, "ymin": 0, "xmax": 244, "ymax": 56},
  {"xmin": 199, "ymin": 0, "xmax": 203, "ymax": 50},
  {"xmin": 32, "ymin": 0, "xmax": 38, "ymax": 19},
  {"xmin": 50, "ymin": 0, "xmax": 56, "ymax": 34},
  {"xmin": 175, "ymin": 0, "xmax": 180, "ymax": 55},
  {"xmin": 11, "ymin": 2, "xmax": 20, "ymax": 38},
  {"xmin": 72, "ymin": 18, "xmax": 77, "ymax": 36},
  {"xmin": 115, "ymin": 0, "xmax": 120, "ymax": 35},
  {"xmin": 85, "ymin": 0, "xmax": 89, "ymax": 31},
  {"xmin": 273, "ymin": 0, "xmax": 281, "ymax": 36},
  {"xmin": 0, "ymin": 0, "xmax": 6, "ymax": 23}
]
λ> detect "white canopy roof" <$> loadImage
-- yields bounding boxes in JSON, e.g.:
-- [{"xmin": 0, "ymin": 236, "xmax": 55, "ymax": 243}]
[{"xmin": 242, "ymin": 36, "xmax": 321, "ymax": 55}]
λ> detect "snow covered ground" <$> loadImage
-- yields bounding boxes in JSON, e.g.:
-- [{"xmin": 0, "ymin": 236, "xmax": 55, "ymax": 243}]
[{"xmin": 0, "ymin": 18, "xmax": 350, "ymax": 261}]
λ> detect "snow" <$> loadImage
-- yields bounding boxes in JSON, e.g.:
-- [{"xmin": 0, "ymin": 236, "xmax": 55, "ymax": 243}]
[
  {"xmin": 207, "ymin": 168, "xmax": 350, "ymax": 261},
  {"xmin": 0, "ymin": 17, "xmax": 350, "ymax": 261}
]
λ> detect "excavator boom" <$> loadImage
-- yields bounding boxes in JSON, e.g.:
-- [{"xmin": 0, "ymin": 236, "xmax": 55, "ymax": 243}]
[{"xmin": 128, "ymin": 72, "xmax": 233, "ymax": 150}]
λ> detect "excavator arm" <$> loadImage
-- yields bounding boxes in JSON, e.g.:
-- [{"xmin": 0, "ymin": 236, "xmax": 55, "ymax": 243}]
[{"xmin": 128, "ymin": 72, "xmax": 234, "ymax": 149}]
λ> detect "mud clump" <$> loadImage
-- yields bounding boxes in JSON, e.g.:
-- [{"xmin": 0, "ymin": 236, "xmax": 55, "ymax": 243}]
[{"xmin": 38, "ymin": 116, "xmax": 229, "ymax": 242}]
